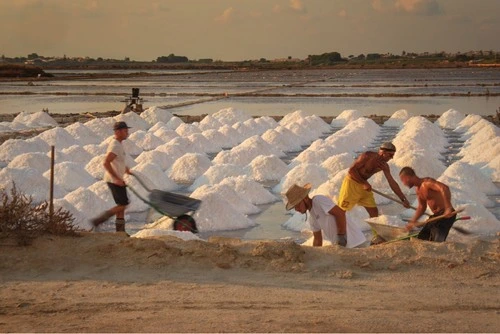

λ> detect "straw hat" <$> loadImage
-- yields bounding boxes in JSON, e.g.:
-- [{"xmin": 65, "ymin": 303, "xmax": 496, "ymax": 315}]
[{"xmin": 285, "ymin": 183, "xmax": 312, "ymax": 210}]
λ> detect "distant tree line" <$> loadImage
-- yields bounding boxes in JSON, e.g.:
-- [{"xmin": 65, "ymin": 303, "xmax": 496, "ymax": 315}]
[{"xmin": 156, "ymin": 54, "xmax": 189, "ymax": 63}]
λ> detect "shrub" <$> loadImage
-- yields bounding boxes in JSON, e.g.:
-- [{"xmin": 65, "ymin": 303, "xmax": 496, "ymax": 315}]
[{"xmin": 0, "ymin": 184, "xmax": 78, "ymax": 245}]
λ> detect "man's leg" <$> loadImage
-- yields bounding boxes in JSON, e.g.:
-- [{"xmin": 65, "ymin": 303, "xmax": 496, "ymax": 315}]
[{"xmin": 430, "ymin": 215, "xmax": 456, "ymax": 242}]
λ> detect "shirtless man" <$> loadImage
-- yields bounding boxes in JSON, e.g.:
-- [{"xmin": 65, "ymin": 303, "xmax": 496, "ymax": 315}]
[
  {"xmin": 330, "ymin": 142, "xmax": 410, "ymax": 245},
  {"xmin": 399, "ymin": 167, "xmax": 456, "ymax": 242}
]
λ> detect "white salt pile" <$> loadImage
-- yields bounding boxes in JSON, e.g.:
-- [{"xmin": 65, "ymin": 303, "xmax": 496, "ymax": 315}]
[
  {"xmin": 114, "ymin": 112, "xmax": 150, "ymax": 132},
  {"xmin": 320, "ymin": 153, "xmax": 354, "ymax": 178},
  {"xmin": 218, "ymin": 124, "xmax": 243, "ymax": 147},
  {"xmin": 60, "ymin": 145, "xmax": 93, "ymax": 165},
  {"xmin": 246, "ymin": 155, "xmax": 289, "ymax": 183},
  {"xmin": 330, "ymin": 109, "xmax": 362, "ymax": 127},
  {"xmin": 366, "ymin": 215, "xmax": 406, "ymax": 228},
  {"xmin": 88, "ymin": 181, "xmax": 116, "ymax": 208},
  {"xmin": 261, "ymin": 128, "xmax": 303, "ymax": 152},
  {"xmin": 140, "ymin": 106, "xmax": 173, "ymax": 125},
  {"xmin": 12, "ymin": 111, "xmax": 58, "ymax": 128},
  {"xmin": 0, "ymin": 121, "xmax": 28, "ymax": 132},
  {"xmin": 175, "ymin": 123, "xmax": 201, "ymax": 137},
  {"xmin": 211, "ymin": 107, "xmax": 251, "ymax": 126},
  {"xmin": 290, "ymin": 145, "xmax": 336, "ymax": 166},
  {"xmin": 128, "ymin": 131, "xmax": 164, "ymax": 151},
  {"xmin": 453, "ymin": 203, "xmax": 500, "ymax": 235},
  {"xmin": 191, "ymin": 190, "xmax": 256, "ymax": 232},
  {"xmin": 85, "ymin": 155, "xmax": 106, "ymax": 179},
  {"xmin": 166, "ymin": 116, "xmax": 184, "ymax": 130},
  {"xmin": 64, "ymin": 122, "xmax": 102, "ymax": 145},
  {"xmin": 153, "ymin": 127, "xmax": 179, "ymax": 143},
  {"xmin": 457, "ymin": 120, "xmax": 500, "ymax": 167},
  {"xmin": 42, "ymin": 162, "xmax": 95, "ymax": 193},
  {"xmin": 279, "ymin": 110, "xmax": 310, "ymax": 127},
  {"xmin": 282, "ymin": 212, "xmax": 308, "ymax": 232},
  {"xmin": 438, "ymin": 176, "xmax": 494, "ymax": 208},
  {"xmin": 303, "ymin": 115, "xmax": 331, "ymax": 133},
  {"xmin": 199, "ymin": 115, "xmax": 223, "ymax": 131},
  {"xmin": 168, "ymin": 153, "xmax": 212, "ymax": 184},
  {"xmin": 191, "ymin": 184, "xmax": 260, "ymax": 215},
  {"xmin": 220, "ymin": 176, "xmax": 277, "ymax": 205},
  {"xmin": 155, "ymin": 142, "xmax": 186, "ymax": 162},
  {"xmin": 188, "ymin": 133, "xmax": 222, "ymax": 154},
  {"xmin": 482, "ymin": 156, "xmax": 500, "ymax": 182},
  {"xmin": 64, "ymin": 187, "xmax": 110, "ymax": 229},
  {"xmin": 284, "ymin": 120, "xmax": 319, "ymax": 144},
  {"xmin": 213, "ymin": 135, "xmax": 285, "ymax": 166},
  {"xmin": 0, "ymin": 167, "xmax": 66, "ymax": 203},
  {"xmin": 324, "ymin": 118, "xmax": 380, "ymax": 154},
  {"xmin": 36, "ymin": 127, "xmax": 78, "ymax": 149},
  {"xmin": 256, "ymin": 116, "xmax": 278, "ymax": 129},
  {"xmin": 201, "ymin": 129, "xmax": 230, "ymax": 150},
  {"xmin": 273, "ymin": 163, "xmax": 329, "ymax": 194},
  {"xmin": 148, "ymin": 121, "xmax": 168, "ymax": 133},
  {"xmin": 83, "ymin": 144, "xmax": 106, "ymax": 156},
  {"xmin": 0, "ymin": 137, "xmax": 49, "ymax": 163},
  {"xmin": 189, "ymin": 164, "xmax": 246, "ymax": 190},
  {"xmin": 135, "ymin": 150, "xmax": 174, "ymax": 171},
  {"xmin": 232, "ymin": 121, "xmax": 259, "ymax": 139},
  {"xmin": 437, "ymin": 109, "xmax": 465, "ymax": 129},
  {"xmin": 132, "ymin": 229, "xmax": 202, "ymax": 241},
  {"xmin": 454, "ymin": 114, "xmax": 484, "ymax": 132},
  {"xmin": 132, "ymin": 162, "xmax": 179, "ymax": 191},
  {"xmin": 384, "ymin": 109, "xmax": 410, "ymax": 127},
  {"xmin": 7, "ymin": 152, "xmax": 50, "ymax": 173},
  {"xmin": 84, "ymin": 117, "xmax": 115, "ymax": 139},
  {"xmin": 440, "ymin": 161, "xmax": 499, "ymax": 196}
]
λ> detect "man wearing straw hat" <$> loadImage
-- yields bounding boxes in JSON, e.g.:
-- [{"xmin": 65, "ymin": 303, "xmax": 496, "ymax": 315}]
[
  {"xmin": 285, "ymin": 183, "xmax": 366, "ymax": 248},
  {"xmin": 329, "ymin": 142, "xmax": 410, "ymax": 245}
]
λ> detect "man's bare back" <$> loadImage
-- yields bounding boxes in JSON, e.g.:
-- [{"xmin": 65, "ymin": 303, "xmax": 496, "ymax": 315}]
[{"xmin": 416, "ymin": 178, "xmax": 454, "ymax": 215}]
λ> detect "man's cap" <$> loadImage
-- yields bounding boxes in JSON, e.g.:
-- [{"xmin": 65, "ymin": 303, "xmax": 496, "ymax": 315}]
[
  {"xmin": 113, "ymin": 121, "xmax": 131, "ymax": 131},
  {"xmin": 284, "ymin": 183, "xmax": 312, "ymax": 211},
  {"xmin": 380, "ymin": 142, "xmax": 396, "ymax": 152}
]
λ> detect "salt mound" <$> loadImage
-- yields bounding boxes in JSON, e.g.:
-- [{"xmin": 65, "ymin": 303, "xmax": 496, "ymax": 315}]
[
  {"xmin": 291, "ymin": 146, "xmax": 335, "ymax": 166},
  {"xmin": 84, "ymin": 117, "xmax": 115, "ymax": 139},
  {"xmin": 140, "ymin": 106, "xmax": 173, "ymax": 125},
  {"xmin": 128, "ymin": 130, "xmax": 164, "ymax": 151},
  {"xmin": 60, "ymin": 145, "xmax": 93, "ymax": 165},
  {"xmin": 384, "ymin": 109, "xmax": 410, "ymax": 127},
  {"xmin": 175, "ymin": 123, "xmax": 201, "ymax": 137},
  {"xmin": 83, "ymin": 144, "xmax": 106, "ymax": 156},
  {"xmin": 121, "ymin": 173, "xmax": 155, "ymax": 213},
  {"xmin": 366, "ymin": 215, "xmax": 406, "ymax": 228},
  {"xmin": 279, "ymin": 110, "xmax": 310, "ymax": 126},
  {"xmin": 153, "ymin": 127, "xmax": 179, "ymax": 143},
  {"xmin": 324, "ymin": 118, "xmax": 380, "ymax": 154},
  {"xmin": 64, "ymin": 187, "xmax": 110, "ymax": 229},
  {"xmin": 168, "ymin": 153, "xmax": 212, "ymax": 184},
  {"xmin": 331, "ymin": 109, "xmax": 362, "ymax": 127},
  {"xmin": 65, "ymin": 122, "xmax": 102, "ymax": 144},
  {"xmin": 155, "ymin": 143, "xmax": 186, "ymax": 161},
  {"xmin": 284, "ymin": 120, "xmax": 319, "ymax": 143},
  {"xmin": 202, "ymin": 129, "xmax": 230, "ymax": 150},
  {"xmin": 211, "ymin": 107, "xmax": 252, "ymax": 126},
  {"xmin": 85, "ymin": 155, "xmax": 105, "ymax": 179},
  {"xmin": 1, "ymin": 121, "xmax": 28, "ymax": 132},
  {"xmin": 191, "ymin": 184, "xmax": 260, "ymax": 215},
  {"xmin": 441, "ymin": 161, "xmax": 499, "ymax": 196},
  {"xmin": 218, "ymin": 124, "xmax": 243, "ymax": 147},
  {"xmin": 282, "ymin": 212, "xmax": 308, "ymax": 232},
  {"xmin": 0, "ymin": 167, "xmax": 66, "ymax": 203},
  {"xmin": 232, "ymin": 121, "xmax": 259, "ymax": 139},
  {"xmin": 148, "ymin": 122, "xmax": 168, "ymax": 133},
  {"xmin": 42, "ymin": 162, "xmax": 95, "ymax": 192},
  {"xmin": 273, "ymin": 163, "xmax": 329, "ymax": 194},
  {"xmin": 52, "ymin": 198, "xmax": 86, "ymax": 229},
  {"xmin": 437, "ymin": 109, "xmax": 465, "ymax": 129},
  {"xmin": 439, "ymin": 176, "xmax": 494, "ymax": 208},
  {"xmin": 199, "ymin": 115, "xmax": 222, "ymax": 131},
  {"xmin": 320, "ymin": 153, "xmax": 354, "ymax": 178},
  {"xmin": 12, "ymin": 111, "xmax": 58, "ymax": 128},
  {"xmin": 0, "ymin": 138, "xmax": 49, "ymax": 162},
  {"xmin": 261, "ymin": 128, "xmax": 303, "ymax": 152},
  {"xmin": 132, "ymin": 229, "xmax": 202, "ymax": 241},
  {"xmin": 114, "ymin": 112, "xmax": 150, "ymax": 132},
  {"xmin": 101, "ymin": 136, "xmax": 143, "ymax": 156},
  {"xmin": 7, "ymin": 152, "xmax": 50, "ymax": 173},
  {"xmin": 132, "ymin": 162, "xmax": 179, "ymax": 191},
  {"xmin": 256, "ymin": 116, "xmax": 278, "ymax": 129},
  {"xmin": 481, "ymin": 155, "xmax": 500, "ymax": 182},
  {"xmin": 188, "ymin": 133, "xmax": 222, "ymax": 154},
  {"xmin": 189, "ymin": 164, "xmax": 247, "ymax": 190},
  {"xmin": 88, "ymin": 181, "xmax": 115, "ymax": 208},
  {"xmin": 304, "ymin": 115, "xmax": 331, "ymax": 133},
  {"xmin": 191, "ymin": 191, "xmax": 255, "ymax": 232},
  {"xmin": 166, "ymin": 116, "xmax": 184, "ymax": 130},
  {"xmin": 456, "ymin": 203, "xmax": 500, "ymax": 235},
  {"xmin": 462, "ymin": 119, "xmax": 492, "ymax": 138},
  {"xmin": 458, "ymin": 137, "xmax": 500, "ymax": 166},
  {"xmin": 212, "ymin": 135, "xmax": 285, "ymax": 166},
  {"xmin": 454, "ymin": 114, "xmax": 484, "ymax": 132},
  {"xmin": 393, "ymin": 152, "xmax": 446, "ymax": 178},
  {"xmin": 36, "ymin": 127, "xmax": 78, "ymax": 149},
  {"xmin": 220, "ymin": 176, "xmax": 277, "ymax": 205},
  {"xmin": 247, "ymin": 155, "xmax": 288, "ymax": 183},
  {"xmin": 135, "ymin": 150, "xmax": 174, "ymax": 171}
]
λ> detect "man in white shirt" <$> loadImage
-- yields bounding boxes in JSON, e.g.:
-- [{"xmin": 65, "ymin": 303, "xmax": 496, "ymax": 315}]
[
  {"xmin": 285, "ymin": 183, "xmax": 366, "ymax": 248},
  {"xmin": 91, "ymin": 121, "xmax": 133, "ymax": 233}
]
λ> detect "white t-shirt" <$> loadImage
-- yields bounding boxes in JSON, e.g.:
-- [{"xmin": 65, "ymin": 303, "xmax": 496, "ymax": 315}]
[
  {"xmin": 103, "ymin": 138, "xmax": 128, "ymax": 183},
  {"xmin": 309, "ymin": 195, "xmax": 366, "ymax": 248}
]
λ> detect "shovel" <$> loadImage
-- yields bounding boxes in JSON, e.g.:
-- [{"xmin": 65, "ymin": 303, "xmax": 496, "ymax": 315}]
[{"xmin": 372, "ymin": 188, "xmax": 472, "ymax": 235}]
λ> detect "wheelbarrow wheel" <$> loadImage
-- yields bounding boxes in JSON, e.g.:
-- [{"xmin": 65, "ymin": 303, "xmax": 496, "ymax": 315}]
[{"xmin": 173, "ymin": 215, "xmax": 198, "ymax": 234}]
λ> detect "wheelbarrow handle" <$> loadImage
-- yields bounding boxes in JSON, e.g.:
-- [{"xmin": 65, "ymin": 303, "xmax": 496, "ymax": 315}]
[
  {"xmin": 129, "ymin": 172, "xmax": 152, "ymax": 192},
  {"xmin": 414, "ymin": 208, "xmax": 465, "ymax": 228}
]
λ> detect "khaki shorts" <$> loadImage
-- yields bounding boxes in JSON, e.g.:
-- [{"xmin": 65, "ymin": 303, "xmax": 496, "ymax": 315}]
[{"xmin": 337, "ymin": 175, "xmax": 376, "ymax": 211}]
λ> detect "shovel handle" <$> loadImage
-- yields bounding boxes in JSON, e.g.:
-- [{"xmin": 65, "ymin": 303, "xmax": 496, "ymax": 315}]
[
  {"xmin": 414, "ymin": 209, "xmax": 465, "ymax": 228},
  {"xmin": 372, "ymin": 188, "xmax": 431, "ymax": 217}
]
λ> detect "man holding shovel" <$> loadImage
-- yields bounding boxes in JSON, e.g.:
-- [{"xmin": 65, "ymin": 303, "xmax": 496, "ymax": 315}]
[
  {"xmin": 399, "ymin": 167, "xmax": 457, "ymax": 242},
  {"xmin": 90, "ymin": 121, "xmax": 133, "ymax": 233},
  {"xmin": 329, "ymin": 142, "xmax": 410, "ymax": 245}
]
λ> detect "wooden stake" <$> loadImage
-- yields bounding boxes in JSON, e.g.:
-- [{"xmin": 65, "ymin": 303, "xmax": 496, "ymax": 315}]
[{"xmin": 49, "ymin": 145, "xmax": 55, "ymax": 218}]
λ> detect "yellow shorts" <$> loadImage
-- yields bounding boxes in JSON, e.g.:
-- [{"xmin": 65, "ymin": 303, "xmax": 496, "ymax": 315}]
[{"xmin": 337, "ymin": 175, "xmax": 377, "ymax": 211}]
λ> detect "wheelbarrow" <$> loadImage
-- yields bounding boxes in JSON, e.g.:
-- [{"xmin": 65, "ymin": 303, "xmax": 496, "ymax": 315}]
[{"xmin": 127, "ymin": 173, "xmax": 202, "ymax": 233}]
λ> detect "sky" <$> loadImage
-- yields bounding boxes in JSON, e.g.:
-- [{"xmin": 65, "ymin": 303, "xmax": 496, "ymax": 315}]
[{"xmin": 0, "ymin": 0, "xmax": 499, "ymax": 61}]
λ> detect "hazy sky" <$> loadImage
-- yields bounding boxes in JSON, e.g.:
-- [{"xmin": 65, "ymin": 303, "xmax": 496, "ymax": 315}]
[{"xmin": 1, "ymin": 0, "xmax": 498, "ymax": 61}]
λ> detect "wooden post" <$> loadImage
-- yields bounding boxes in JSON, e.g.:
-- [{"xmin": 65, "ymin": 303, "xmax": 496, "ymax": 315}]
[{"xmin": 49, "ymin": 146, "xmax": 55, "ymax": 218}]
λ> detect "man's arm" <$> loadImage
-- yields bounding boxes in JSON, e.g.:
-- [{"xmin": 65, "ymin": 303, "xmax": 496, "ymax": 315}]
[
  {"xmin": 426, "ymin": 179, "xmax": 453, "ymax": 216},
  {"xmin": 348, "ymin": 153, "xmax": 372, "ymax": 190},
  {"xmin": 312, "ymin": 230, "xmax": 323, "ymax": 247},
  {"xmin": 380, "ymin": 164, "xmax": 410, "ymax": 208},
  {"xmin": 103, "ymin": 152, "xmax": 125, "ymax": 186},
  {"xmin": 406, "ymin": 195, "xmax": 427, "ymax": 231}
]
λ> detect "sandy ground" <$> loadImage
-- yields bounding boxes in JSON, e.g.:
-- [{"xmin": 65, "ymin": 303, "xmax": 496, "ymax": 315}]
[{"xmin": 1, "ymin": 233, "xmax": 499, "ymax": 333}]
